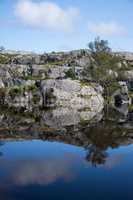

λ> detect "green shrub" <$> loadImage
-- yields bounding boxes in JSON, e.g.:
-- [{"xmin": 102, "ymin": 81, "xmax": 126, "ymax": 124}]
[
  {"xmin": 65, "ymin": 68, "xmax": 76, "ymax": 79},
  {"xmin": 0, "ymin": 55, "xmax": 9, "ymax": 64},
  {"xmin": 9, "ymin": 86, "xmax": 22, "ymax": 98},
  {"xmin": 0, "ymin": 88, "xmax": 6, "ymax": 104},
  {"xmin": 32, "ymin": 94, "xmax": 40, "ymax": 104},
  {"xmin": 26, "ymin": 84, "xmax": 37, "ymax": 92}
]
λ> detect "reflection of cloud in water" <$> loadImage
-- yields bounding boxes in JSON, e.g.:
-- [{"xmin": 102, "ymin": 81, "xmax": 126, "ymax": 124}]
[
  {"xmin": 13, "ymin": 160, "xmax": 72, "ymax": 185},
  {"xmin": 104, "ymin": 154, "xmax": 124, "ymax": 170},
  {"xmin": 13, "ymin": 156, "xmax": 77, "ymax": 186}
]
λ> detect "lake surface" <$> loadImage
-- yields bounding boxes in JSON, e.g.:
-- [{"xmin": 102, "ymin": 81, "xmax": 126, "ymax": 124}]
[
  {"xmin": 1, "ymin": 102, "xmax": 133, "ymax": 200},
  {"xmin": 1, "ymin": 126, "xmax": 133, "ymax": 200}
]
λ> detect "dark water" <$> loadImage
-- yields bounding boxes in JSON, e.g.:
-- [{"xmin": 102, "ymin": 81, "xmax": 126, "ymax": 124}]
[
  {"xmin": 1, "ymin": 103, "xmax": 133, "ymax": 200},
  {"xmin": 1, "ymin": 131, "xmax": 133, "ymax": 200}
]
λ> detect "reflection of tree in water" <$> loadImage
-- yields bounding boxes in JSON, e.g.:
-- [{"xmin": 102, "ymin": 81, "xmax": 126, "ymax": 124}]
[
  {"xmin": 0, "ymin": 142, "xmax": 4, "ymax": 156},
  {"xmin": 0, "ymin": 106, "xmax": 133, "ymax": 165},
  {"xmin": 86, "ymin": 145, "xmax": 108, "ymax": 167},
  {"xmin": 84, "ymin": 124, "xmax": 128, "ymax": 167}
]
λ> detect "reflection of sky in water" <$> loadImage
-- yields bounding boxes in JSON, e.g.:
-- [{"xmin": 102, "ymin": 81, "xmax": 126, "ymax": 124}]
[{"xmin": 0, "ymin": 140, "xmax": 133, "ymax": 200}]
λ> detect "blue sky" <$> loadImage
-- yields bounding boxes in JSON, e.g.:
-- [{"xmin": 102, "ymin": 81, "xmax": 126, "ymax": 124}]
[{"xmin": 0, "ymin": 0, "xmax": 133, "ymax": 52}]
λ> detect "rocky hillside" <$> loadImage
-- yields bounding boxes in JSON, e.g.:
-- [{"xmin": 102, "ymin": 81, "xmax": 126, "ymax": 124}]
[
  {"xmin": 0, "ymin": 50, "xmax": 106, "ymax": 128},
  {"xmin": 0, "ymin": 49, "xmax": 133, "ymax": 128},
  {"xmin": 0, "ymin": 49, "xmax": 133, "ymax": 80}
]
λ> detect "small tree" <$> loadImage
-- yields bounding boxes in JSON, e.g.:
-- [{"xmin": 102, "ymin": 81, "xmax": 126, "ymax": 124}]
[
  {"xmin": 88, "ymin": 37, "xmax": 111, "ymax": 54},
  {"xmin": 86, "ymin": 37, "xmax": 121, "ymax": 88},
  {"xmin": 0, "ymin": 46, "xmax": 5, "ymax": 52},
  {"xmin": 88, "ymin": 37, "xmax": 121, "ymax": 79},
  {"xmin": 85, "ymin": 37, "xmax": 123, "ymax": 119}
]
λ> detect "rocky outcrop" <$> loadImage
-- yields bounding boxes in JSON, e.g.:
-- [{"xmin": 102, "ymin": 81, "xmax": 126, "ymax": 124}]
[
  {"xmin": 0, "ymin": 49, "xmax": 90, "ymax": 65},
  {"xmin": 1, "ymin": 50, "xmax": 133, "ymax": 119},
  {"xmin": 1, "ymin": 49, "xmax": 133, "ymax": 128},
  {"xmin": 0, "ymin": 50, "xmax": 133, "ymax": 130},
  {"xmin": 0, "ymin": 52, "xmax": 104, "ymax": 127},
  {"xmin": 0, "ymin": 79, "xmax": 104, "ymax": 128},
  {"xmin": 40, "ymin": 79, "xmax": 104, "ymax": 128},
  {"xmin": 115, "ymin": 52, "xmax": 133, "ymax": 62},
  {"xmin": 1, "ymin": 50, "xmax": 133, "ymax": 82},
  {"xmin": 124, "ymin": 71, "xmax": 133, "ymax": 80}
]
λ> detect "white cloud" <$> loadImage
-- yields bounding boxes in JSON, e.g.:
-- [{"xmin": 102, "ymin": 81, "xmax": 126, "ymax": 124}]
[
  {"xmin": 14, "ymin": 0, "xmax": 80, "ymax": 32},
  {"xmin": 88, "ymin": 22, "xmax": 126, "ymax": 36}
]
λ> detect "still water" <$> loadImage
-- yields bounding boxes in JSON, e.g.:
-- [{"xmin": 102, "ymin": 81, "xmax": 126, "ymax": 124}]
[
  {"xmin": 1, "ymin": 102, "xmax": 133, "ymax": 200},
  {"xmin": 1, "ymin": 131, "xmax": 133, "ymax": 200}
]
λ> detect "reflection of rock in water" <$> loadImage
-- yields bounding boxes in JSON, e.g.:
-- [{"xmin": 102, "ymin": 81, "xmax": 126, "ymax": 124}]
[
  {"xmin": 0, "ymin": 115, "xmax": 133, "ymax": 167},
  {"xmin": 41, "ymin": 108, "xmax": 103, "ymax": 129},
  {"xmin": 1, "ymin": 103, "xmax": 133, "ymax": 167},
  {"xmin": 40, "ymin": 79, "xmax": 104, "ymax": 127},
  {"xmin": 0, "ymin": 79, "xmax": 104, "ymax": 129},
  {"xmin": 0, "ymin": 103, "xmax": 103, "ymax": 131}
]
